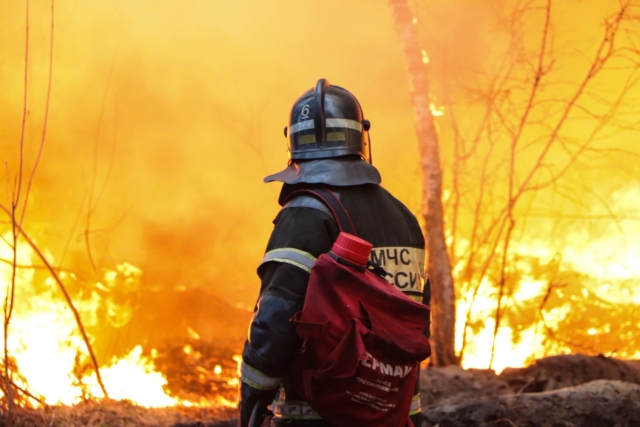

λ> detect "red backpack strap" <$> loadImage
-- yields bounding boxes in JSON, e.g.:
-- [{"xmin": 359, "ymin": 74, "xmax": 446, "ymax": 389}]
[{"xmin": 284, "ymin": 188, "xmax": 357, "ymax": 236}]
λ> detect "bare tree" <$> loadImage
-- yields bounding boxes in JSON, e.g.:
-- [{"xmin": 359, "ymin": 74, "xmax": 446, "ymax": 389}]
[
  {"xmin": 434, "ymin": 0, "xmax": 640, "ymax": 367},
  {"xmin": 389, "ymin": 0, "xmax": 640, "ymax": 369},
  {"xmin": 388, "ymin": 0, "xmax": 458, "ymax": 366}
]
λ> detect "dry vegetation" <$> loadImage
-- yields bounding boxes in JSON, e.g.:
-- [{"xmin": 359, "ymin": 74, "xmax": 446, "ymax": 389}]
[
  {"xmin": 7, "ymin": 400, "xmax": 235, "ymax": 427},
  {"xmin": 4, "ymin": 354, "xmax": 640, "ymax": 427}
]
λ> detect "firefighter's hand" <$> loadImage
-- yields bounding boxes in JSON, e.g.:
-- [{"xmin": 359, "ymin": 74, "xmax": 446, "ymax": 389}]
[
  {"xmin": 254, "ymin": 409, "xmax": 273, "ymax": 427},
  {"xmin": 248, "ymin": 400, "xmax": 273, "ymax": 427},
  {"xmin": 238, "ymin": 381, "xmax": 277, "ymax": 427}
]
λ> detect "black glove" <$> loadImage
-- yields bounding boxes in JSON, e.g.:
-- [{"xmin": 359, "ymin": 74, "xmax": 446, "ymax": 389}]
[{"xmin": 238, "ymin": 381, "xmax": 278, "ymax": 427}]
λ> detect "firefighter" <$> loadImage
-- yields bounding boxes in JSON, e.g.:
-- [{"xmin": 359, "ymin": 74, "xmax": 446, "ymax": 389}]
[{"xmin": 238, "ymin": 79, "xmax": 430, "ymax": 427}]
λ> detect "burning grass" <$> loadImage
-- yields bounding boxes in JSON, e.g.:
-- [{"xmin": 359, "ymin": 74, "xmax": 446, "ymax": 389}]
[
  {"xmin": 1, "ymin": 222, "xmax": 638, "ymax": 426},
  {"xmin": 0, "ymin": 338, "xmax": 242, "ymax": 426},
  {"xmin": 5, "ymin": 354, "xmax": 640, "ymax": 427},
  {"xmin": 152, "ymin": 339, "xmax": 240, "ymax": 406}
]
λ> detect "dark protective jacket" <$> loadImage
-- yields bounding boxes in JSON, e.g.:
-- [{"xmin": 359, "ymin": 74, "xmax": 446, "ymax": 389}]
[{"xmin": 239, "ymin": 183, "xmax": 431, "ymax": 427}]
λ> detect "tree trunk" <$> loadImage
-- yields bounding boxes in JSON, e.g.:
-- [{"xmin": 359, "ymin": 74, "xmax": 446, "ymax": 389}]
[{"xmin": 388, "ymin": 0, "xmax": 457, "ymax": 366}]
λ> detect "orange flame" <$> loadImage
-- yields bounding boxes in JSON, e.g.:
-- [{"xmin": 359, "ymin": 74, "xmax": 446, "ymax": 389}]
[
  {"xmin": 456, "ymin": 186, "xmax": 640, "ymax": 372},
  {"xmin": 0, "ymin": 232, "xmax": 240, "ymax": 408}
]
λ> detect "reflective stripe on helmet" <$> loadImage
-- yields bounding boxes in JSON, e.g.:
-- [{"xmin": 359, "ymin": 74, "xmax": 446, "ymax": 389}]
[
  {"xmin": 326, "ymin": 118, "xmax": 362, "ymax": 131},
  {"xmin": 290, "ymin": 118, "xmax": 362, "ymax": 135},
  {"xmin": 409, "ymin": 393, "xmax": 422, "ymax": 415},
  {"xmin": 290, "ymin": 119, "xmax": 315, "ymax": 134},
  {"xmin": 239, "ymin": 362, "xmax": 282, "ymax": 390},
  {"xmin": 271, "ymin": 399, "xmax": 323, "ymax": 420},
  {"xmin": 260, "ymin": 248, "xmax": 317, "ymax": 273}
]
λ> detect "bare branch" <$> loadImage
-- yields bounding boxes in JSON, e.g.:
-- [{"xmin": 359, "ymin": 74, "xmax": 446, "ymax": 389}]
[
  {"xmin": 0, "ymin": 203, "xmax": 110, "ymax": 400},
  {"xmin": 19, "ymin": 0, "xmax": 55, "ymax": 228},
  {"xmin": 14, "ymin": 0, "xmax": 30, "ymax": 209}
]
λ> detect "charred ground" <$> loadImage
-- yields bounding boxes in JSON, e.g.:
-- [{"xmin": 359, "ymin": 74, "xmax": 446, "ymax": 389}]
[{"xmin": 3, "ymin": 353, "xmax": 640, "ymax": 427}]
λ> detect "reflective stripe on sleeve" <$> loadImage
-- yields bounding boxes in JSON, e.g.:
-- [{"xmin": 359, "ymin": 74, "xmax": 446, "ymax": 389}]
[
  {"xmin": 260, "ymin": 248, "xmax": 317, "ymax": 273},
  {"xmin": 239, "ymin": 362, "xmax": 282, "ymax": 391},
  {"xmin": 409, "ymin": 393, "xmax": 422, "ymax": 415},
  {"xmin": 271, "ymin": 399, "xmax": 323, "ymax": 420}
]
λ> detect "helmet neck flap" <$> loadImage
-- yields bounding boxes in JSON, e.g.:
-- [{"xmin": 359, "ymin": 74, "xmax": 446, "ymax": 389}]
[{"xmin": 264, "ymin": 157, "xmax": 381, "ymax": 186}]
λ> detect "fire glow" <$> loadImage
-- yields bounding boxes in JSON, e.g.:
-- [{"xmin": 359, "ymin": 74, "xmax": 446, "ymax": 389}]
[
  {"xmin": 0, "ymin": 0, "xmax": 638, "ymax": 413},
  {"xmin": 0, "ymin": 232, "xmax": 239, "ymax": 408},
  {"xmin": 455, "ymin": 185, "xmax": 640, "ymax": 372},
  {"xmin": 1, "ymin": 179, "xmax": 639, "ymax": 405},
  {"xmin": 2, "ymin": 200, "xmax": 638, "ymax": 408}
]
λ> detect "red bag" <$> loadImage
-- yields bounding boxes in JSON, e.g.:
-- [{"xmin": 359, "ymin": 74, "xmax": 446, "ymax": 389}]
[{"xmin": 287, "ymin": 189, "xmax": 431, "ymax": 427}]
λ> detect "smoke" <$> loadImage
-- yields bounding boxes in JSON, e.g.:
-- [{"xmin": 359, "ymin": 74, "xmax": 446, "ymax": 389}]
[
  {"xmin": 0, "ymin": 0, "xmax": 422, "ymax": 326},
  {"xmin": 1, "ymin": 0, "xmax": 638, "ymax": 353}
]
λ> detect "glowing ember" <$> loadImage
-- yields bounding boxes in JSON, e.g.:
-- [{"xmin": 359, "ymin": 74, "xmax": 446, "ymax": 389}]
[{"xmin": 429, "ymin": 103, "xmax": 444, "ymax": 116}]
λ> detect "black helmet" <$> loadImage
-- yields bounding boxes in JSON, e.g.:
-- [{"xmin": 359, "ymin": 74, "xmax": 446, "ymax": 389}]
[{"xmin": 285, "ymin": 79, "xmax": 372, "ymax": 163}]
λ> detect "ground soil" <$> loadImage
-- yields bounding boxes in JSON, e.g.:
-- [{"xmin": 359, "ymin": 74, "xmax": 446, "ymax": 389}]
[
  {"xmin": 419, "ymin": 354, "xmax": 640, "ymax": 427},
  {"xmin": 2, "ymin": 400, "xmax": 235, "ymax": 427},
  {"xmin": 422, "ymin": 380, "xmax": 640, "ymax": 427},
  {"xmin": 3, "ymin": 354, "xmax": 640, "ymax": 426}
]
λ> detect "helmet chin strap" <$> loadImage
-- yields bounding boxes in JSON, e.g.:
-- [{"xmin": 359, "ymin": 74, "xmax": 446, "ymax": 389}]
[{"xmin": 362, "ymin": 119, "xmax": 372, "ymax": 164}]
